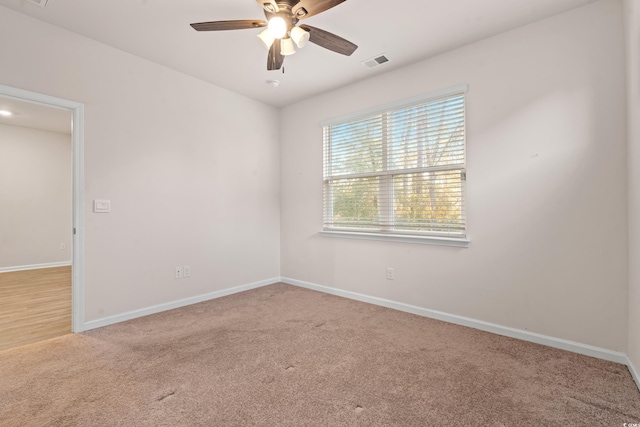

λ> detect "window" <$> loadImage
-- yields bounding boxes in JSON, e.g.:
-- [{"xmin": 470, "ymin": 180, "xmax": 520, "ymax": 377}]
[{"xmin": 322, "ymin": 86, "xmax": 467, "ymax": 243}]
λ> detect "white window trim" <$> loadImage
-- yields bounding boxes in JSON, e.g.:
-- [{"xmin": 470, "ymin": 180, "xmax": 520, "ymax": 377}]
[
  {"xmin": 321, "ymin": 84, "xmax": 470, "ymax": 247},
  {"xmin": 319, "ymin": 231, "xmax": 470, "ymax": 248}
]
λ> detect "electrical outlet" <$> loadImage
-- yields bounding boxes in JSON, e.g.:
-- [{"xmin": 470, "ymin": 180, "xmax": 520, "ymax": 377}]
[
  {"xmin": 183, "ymin": 265, "xmax": 191, "ymax": 278},
  {"xmin": 386, "ymin": 267, "xmax": 395, "ymax": 280},
  {"xmin": 175, "ymin": 267, "xmax": 183, "ymax": 279}
]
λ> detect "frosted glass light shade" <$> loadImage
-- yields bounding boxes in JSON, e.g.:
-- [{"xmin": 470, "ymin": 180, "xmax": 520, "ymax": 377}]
[
  {"xmin": 281, "ymin": 37, "xmax": 296, "ymax": 56},
  {"xmin": 268, "ymin": 17, "xmax": 287, "ymax": 39},
  {"xmin": 290, "ymin": 26, "xmax": 310, "ymax": 48},
  {"xmin": 257, "ymin": 29, "xmax": 275, "ymax": 49}
]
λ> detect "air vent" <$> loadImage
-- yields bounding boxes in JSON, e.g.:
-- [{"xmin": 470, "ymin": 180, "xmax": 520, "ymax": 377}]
[
  {"xmin": 362, "ymin": 54, "xmax": 390, "ymax": 69},
  {"xmin": 26, "ymin": 0, "xmax": 49, "ymax": 7}
]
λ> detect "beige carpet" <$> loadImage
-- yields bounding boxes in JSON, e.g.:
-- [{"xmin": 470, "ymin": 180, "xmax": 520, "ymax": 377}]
[{"xmin": 1, "ymin": 283, "xmax": 639, "ymax": 426}]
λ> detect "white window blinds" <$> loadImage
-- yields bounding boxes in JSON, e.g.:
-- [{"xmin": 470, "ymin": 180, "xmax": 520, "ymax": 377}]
[{"xmin": 323, "ymin": 89, "xmax": 466, "ymax": 238}]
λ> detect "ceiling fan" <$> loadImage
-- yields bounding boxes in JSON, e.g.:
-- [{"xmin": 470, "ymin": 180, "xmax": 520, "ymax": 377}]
[{"xmin": 190, "ymin": 0, "xmax": 358, "ymax": 71}]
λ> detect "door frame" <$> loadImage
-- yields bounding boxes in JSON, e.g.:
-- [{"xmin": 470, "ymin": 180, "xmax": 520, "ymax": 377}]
[{"xmin": 0, "ymin": 84, "xmax": 85, "ymax": 332}]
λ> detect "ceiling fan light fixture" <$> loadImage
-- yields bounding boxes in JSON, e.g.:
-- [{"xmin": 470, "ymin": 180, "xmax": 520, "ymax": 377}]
[
  {"xmin": 281, "ymin": 37, "xmax": 296, "ymax": 56},
  {"xmin": 268, "ymin": 17, "xmax": 287, "ymax": 39},
  {"xmin": 257, "ymin": 28, "xmax": 276, "ymax": 49},
  {"xmin": 290, "ymin": 26, "xmax": 310, "ymax": 48}
]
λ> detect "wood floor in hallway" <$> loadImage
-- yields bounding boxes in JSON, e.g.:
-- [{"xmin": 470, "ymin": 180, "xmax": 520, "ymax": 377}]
[{"xmin": 0, "ymin": 266, "xmax": 71, "ymax": 352}]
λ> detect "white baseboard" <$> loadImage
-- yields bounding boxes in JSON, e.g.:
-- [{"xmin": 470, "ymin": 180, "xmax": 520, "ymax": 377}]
[
  {"xmin": 627, "ymin": 356, "xmax": 640, "ymax": 392},
  {"xmin": 83, "ymin": 277, "xmax": 279, "ymax": 331},
  {"xmin": 281, "ymin": 277, "xmax": 629, "ymax": 366},
  {"xmin": 0, "ymin": 261, "xmax": 72, "ymax": 273}
]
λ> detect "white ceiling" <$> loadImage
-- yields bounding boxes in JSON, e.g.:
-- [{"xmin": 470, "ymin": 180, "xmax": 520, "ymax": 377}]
[
  {"xmin": 0, "ymin": 0, "xmax": 599, "ymax": 107},
  {"xmin": 0, "ymin": 96, "xmax": 72, "ymax": 135}
]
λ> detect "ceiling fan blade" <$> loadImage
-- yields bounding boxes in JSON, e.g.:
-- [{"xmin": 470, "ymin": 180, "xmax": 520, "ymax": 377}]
[
  {"xmin": 299, "ymin": 25, "xmax": 357, "ymax": 56},
  {"xmin": 267, "ymin": 41, "xmax": 285, "ymax": 70},
  {"xmin": 292, "ymin": 0, "xmax": 346, "ymax": 20},
  {"xmin": 190, "ymin": 20, "xmax": 267, "ymax": 31}
]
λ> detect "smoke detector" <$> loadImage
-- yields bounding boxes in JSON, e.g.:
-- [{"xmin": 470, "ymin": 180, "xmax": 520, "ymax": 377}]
[
  {"xmin": 266, "ymin": 79, "xmax": 280, "ymax": 88},
  {"xmin": 362, "ymin": 54, "xmax": 390, "ymax": 69}
]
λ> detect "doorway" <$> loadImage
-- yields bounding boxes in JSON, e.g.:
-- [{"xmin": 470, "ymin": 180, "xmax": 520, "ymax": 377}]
[{"xmin": 0, "ymin": 85, "xmax": 85, "ymax": 348}]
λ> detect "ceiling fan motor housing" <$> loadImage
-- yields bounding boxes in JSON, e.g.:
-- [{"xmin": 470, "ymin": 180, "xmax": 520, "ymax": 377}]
[{"xmin": 261, "ymin": 1, "xmax": 279, "ymax": 13}]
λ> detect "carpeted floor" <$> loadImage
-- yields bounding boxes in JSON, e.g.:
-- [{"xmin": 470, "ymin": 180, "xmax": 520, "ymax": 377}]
[{"xmin": 1, "ymin": 283, "xmax": 639, "ymax": 426}]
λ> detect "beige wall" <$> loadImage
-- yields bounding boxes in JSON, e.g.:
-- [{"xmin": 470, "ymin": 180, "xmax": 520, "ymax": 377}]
[
  {"xmin": 0, "ymin": 123, "xmax": 72, "ymax": 268},
  {"xmin": 0, "ymin": 6, "xmax": 281, "ymax": 322},
  {"xmin": 280, "ymin": 0, "xmax": 628, "ymax": 351},
  {"xmin": 625, "ymin": 0, "xmax": 640, "ymax": 376}
]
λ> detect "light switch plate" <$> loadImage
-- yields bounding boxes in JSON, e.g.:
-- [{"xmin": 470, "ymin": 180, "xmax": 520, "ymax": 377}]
[{"xmin": 94, "ymin": 199, "xmax": 111, "ymax": 213}]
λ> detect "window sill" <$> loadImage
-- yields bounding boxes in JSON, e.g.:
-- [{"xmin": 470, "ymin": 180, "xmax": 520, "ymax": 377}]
[{"xmin": 319, "ymin": 231, "xmax": 470, "ymax": 248}]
